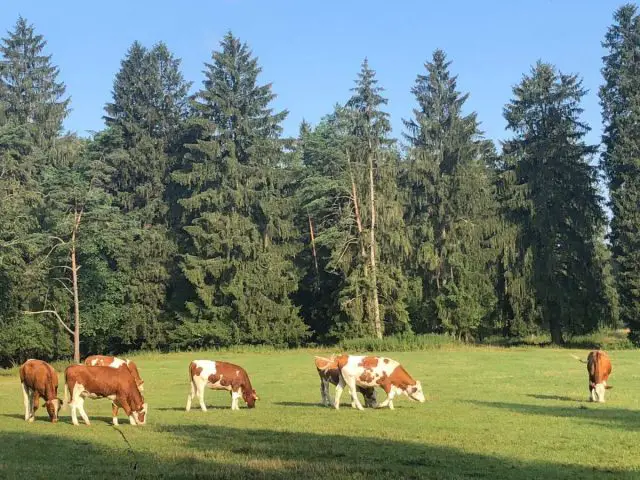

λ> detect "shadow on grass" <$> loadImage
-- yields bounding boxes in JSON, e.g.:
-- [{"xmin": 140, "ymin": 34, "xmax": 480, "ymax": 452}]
[
  {"xmin": 272, "ymin": 401, "xmax": 326, "ymax": 408},
  {"xmin": 526, "ymin": 394, "xmax": 584, "ymax": 402},
  {"xmin": 0, "ymin": 427, "xmax": 635, "ymax": 479},
  {"xmin": 468, "ymin": 400, "xmax": 640, "ymax": 431},
  {"xmin": 157, "ymin": 405, "xmax": 230, "ymax": 412}
]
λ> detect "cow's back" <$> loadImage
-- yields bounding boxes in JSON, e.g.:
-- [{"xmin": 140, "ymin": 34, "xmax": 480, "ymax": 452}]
[
  {"xmin": 20, "ymin": 360, "xmax": 58, "ymax": 396},
  {"xmin": 66, "ymin": 365, "xmax": 136, "ymax": 398},
  {"xmin": 587, "ymin": 350, "xmax": 612, "ymax": 383}
]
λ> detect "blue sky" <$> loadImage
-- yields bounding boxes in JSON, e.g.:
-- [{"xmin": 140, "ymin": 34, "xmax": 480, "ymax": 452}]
[{"xmin": 0, "ymin": 0, "xmax": 626, "ymax": 148}]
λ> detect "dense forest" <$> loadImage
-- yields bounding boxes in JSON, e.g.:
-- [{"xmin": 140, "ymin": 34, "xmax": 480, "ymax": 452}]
[{"xmin": 1, "ymin": 5, "xmax": 639, "ymax": 366}]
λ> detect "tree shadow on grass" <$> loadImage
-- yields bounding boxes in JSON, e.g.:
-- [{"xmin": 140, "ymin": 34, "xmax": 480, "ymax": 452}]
[
  {"xmin": 468, "ymin": 400, "xmax": 640, "ymax": 431},
  {"xmin": 0, "ymin": 428, "xmax": 635, "ymax": 479},
  {"xmin": 526, "ymin": 394, "xmax": 584, "ymax": 402}
]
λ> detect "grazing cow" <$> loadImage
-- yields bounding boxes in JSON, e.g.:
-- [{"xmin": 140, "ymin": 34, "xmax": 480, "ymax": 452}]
[
  {"xmin": 64, "ymin": 365, "xmax": 148, "ymax": 426},
  {"xmin": 19, "ymin": 359, "xmax": 63, "ymax": 423},
  {"xmin": 330, "ymin": 355, "xmax": 426, "ymax": 410},
  {"xmin": 314, "ymin": 356, "xmax": 377, "ymax": 408},
  {"xmin": 186, "ymin": 360, "xmax": 259, "ymax": 411},
  {"xmin": 587, "ymin": 350, "xmax": 612, "ymax": 403},
  {"xmin": 84, "ymin": 355, "xmax": 144, "ymax": 425}
]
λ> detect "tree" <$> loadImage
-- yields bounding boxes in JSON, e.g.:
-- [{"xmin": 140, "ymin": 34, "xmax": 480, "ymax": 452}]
[
  {"xmin": 600, "ymin": 4, "xmax": 640, "ymax": 342},
  {"xmin": 171, "ymin": 32, "xmax": 307, "ymax": 347},
  {"xmin": 503, "ymin": 62, "xmax": 608, "ymax": 344},
  {"xmin": 0, "ymin": 16, "xmax": 69, "ymax": 145},
  {"xmin": 402, "ymin": 50, "xmax": 498, "ymax": 340}
]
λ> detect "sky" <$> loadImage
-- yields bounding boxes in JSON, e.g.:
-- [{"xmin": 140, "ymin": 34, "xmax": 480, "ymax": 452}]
[{"xmin": 0, "ymin": 0, "xmax": 629, "ymax": 148}]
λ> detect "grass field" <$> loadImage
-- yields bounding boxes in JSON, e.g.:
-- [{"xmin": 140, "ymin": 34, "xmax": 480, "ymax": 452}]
[{"xmin": 1, "ymin": 347, "xmax": 640, "ymax": 479}]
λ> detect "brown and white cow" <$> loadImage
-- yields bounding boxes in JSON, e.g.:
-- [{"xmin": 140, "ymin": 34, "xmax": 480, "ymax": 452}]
[
  {"xmin": 64, "ymin": 365, "xmax": 148, "ymax": 426},
  {"xmin": 84, "ymin": 355, "xmax": 144, "ymax": 425},
  {"xmin": 186, "ymin": 360, "xmax": 259, "ymax": 411},
  {"xmin": 19, "ymin": 359, "xmax": 63, "ymax": 423},
  {"xmin": 314, "ymin": 356, "xmax": 377, "ymax": 408},
  {"xmin": 587, "ymin": 350, "xmax": 612, "ymax": 403},
  {"xmin": 329, "ymin": 355, "xmax": 426, "ymax": 410}
]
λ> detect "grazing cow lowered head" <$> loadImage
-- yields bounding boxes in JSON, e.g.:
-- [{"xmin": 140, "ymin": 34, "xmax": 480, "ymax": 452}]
[
  {"xmin": 331, "ymin": 355, "xmax": 425, "ymax": 410},
  {"xmin": 587, "ymin": 350, "xmax": 612, "ymax": 403},
  {"xmin": 65, "ymin": 365, "xmax": 148, "ymax": 426},
  {"xmin": 186, "ymin": 360, "xmax": 259, "ymax": 411},
  {"xmin": 19, "ymin": 359, "xmax": 64, "ymax": 423},
  {"xmin": 84, "ymin": 355, "xmax": 145, "ymax": 425},
  {"xmin": 314, "ymin": 356, "xmax": 377, "ymax": 408}
]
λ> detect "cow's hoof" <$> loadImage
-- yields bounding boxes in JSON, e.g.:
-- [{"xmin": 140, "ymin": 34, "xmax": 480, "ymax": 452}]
[{"xmin": 27, "ymin": 417, "xmax": 34, "ymax": 423}]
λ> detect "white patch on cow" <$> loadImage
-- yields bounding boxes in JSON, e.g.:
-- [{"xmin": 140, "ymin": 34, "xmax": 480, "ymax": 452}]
[
  {"xmin": 70, "ymin": 383, "xmax": 91, "ymax": 426},
  {"xmin": 594, "ymin": 383, "xmax": 606, "ymax": 403},
  {"xmin": 21, "ymin": 382, "xmax": 32, "ymax": 421}
]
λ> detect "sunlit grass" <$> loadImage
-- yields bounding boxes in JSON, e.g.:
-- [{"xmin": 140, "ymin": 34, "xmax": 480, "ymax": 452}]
[{"xmin": 1, "ymin": 348, "xmax": 640, "ymax": 479}]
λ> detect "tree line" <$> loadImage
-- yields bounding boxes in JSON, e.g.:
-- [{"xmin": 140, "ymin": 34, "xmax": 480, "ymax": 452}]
[{"xmin": 0, "ymin": 5, "xmax": 638, "ymax": 365}]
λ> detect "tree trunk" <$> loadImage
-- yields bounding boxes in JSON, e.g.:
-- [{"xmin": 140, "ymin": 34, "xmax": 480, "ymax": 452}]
[
  {"xmin": 308, "ymin": 215, "xmax": 319, "ymax": 284},
  {"xmin": 71, "ymin": 210, "xmax": 82, "ymax": 363},
  {"xmin": 367, "ymin": 149, "xmax": 382, "ymax": 339},
  {"xmin": 549, "ymin": 319, "xmax": 564, "ymax": 345}
]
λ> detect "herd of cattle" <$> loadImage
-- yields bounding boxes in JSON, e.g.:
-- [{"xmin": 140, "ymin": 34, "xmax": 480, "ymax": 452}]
[{"xmin": 17, "ymin": 349, "xmax": 612, "ymax": 426}]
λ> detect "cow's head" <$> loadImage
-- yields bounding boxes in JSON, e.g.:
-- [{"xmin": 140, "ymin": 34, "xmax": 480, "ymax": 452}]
[
  {"xmin": 133, "ymin": 403, "xmax": 148, "ymax": 425},
  {"xmin": 243, "ymin": 389, "xmax": 259, "ymax": 408},
  {"xmin": 405, "ymin": 381, "xmax": 426, "ymax": 403},
  {"xmin": 591, "ymin": 382, "xmax": 612, "ymax": 403},
  {"xmin": 45, "ymin": 398, "xmax": 64, "ymax": 422}
]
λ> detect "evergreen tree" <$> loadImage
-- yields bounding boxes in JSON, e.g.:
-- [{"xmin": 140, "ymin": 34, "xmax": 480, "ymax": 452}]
[
  {"xmin": 402, "ymin": 50, "xmax": 498, "ymax": 340},
  {"xmin": 171, "ymin": 33, "xmax": 307, "ymax": 347},
  {"xmin": 0, "ymin": 17, "xmax": 69, "ymax": 145},
  {"xmin": 600, "ymin": 4, "xmax": 640, "ymax": 342},
  {"xmin": 503, "ymin": 62, "xmax": 608, "ymax": 344}
]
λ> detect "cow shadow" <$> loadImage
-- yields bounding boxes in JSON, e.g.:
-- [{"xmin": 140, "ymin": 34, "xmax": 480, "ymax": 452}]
[
  {"xmin": 273, "ymin": 401, "xmax": 326, "ymax": 408},
  {"xmin": 467, "ymin": 400, "xmax": 640, "ymax": 431},
  {"xmin": 157, "ymin": 406, "xmax": 229, "ymax": 412},
  {"xmin": 0, "ymin": 427, "xmax": 637, "ymax": 479}
]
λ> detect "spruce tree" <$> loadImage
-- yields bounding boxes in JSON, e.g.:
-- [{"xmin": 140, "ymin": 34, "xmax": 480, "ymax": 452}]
[
  {"xmin": 172, "ymin": 33, "xmax": 307, "ymax": 347},
  {"xmin": 600, "ymin": 4, "xmax": 640, "ymax": 342},
  {"xmin": 402, "ymin": 50, "xmax": 498, "ymax": 340},
  {"xmin": 504, "ymin": 62, "xmax": 608, "ymax": 344},
  {"xmin": 0, "ymin": 17, "xmax": 69, "ymax": 145}
]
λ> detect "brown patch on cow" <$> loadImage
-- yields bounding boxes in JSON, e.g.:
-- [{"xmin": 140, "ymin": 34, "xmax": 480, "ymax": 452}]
[
  {"xmin": 189, "ymin": 362, "xmax": 203, "ymax": 379},
  {"xmin": 203, "ymin": 361, "xmax": 258, "ymax": 408},
  {"xmin": 335, "ymin": 354, "xmax": 349, "ymax": 371},
  {"xmin": 383, "ymin": 358, "xmax": 389, "ymax": 364},
  {"xmin": 20, "ymin": 359, "xmax": 63, "ymax": 422},
  {"xmin": 86, "ymin": 355, "xmax": 144, "ymax": 389},
  {"xmin": 359, "ymin": 371, "xmax": 375, "ymax": 384},
  {"xmin": 358, "ymin": 356, "xmax": 379, "ymax": 369},
  {"xmin": 388, "ymin": 365, "xmax": 417, "ymax": 390}
]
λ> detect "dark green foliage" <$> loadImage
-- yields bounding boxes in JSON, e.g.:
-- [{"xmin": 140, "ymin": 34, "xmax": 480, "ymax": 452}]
[
  {"xmin": 503, "ymin": 62, "xmax": 609, "ymax": 344},
  {"xmin": 402, "ymin": 50, "xmax": 498, "ymax": 340},
  {"xmin": 0, "ymin": 17, "xmax": 69, "ymax": 145},
  {"xmin": 171, "ymin": 33, "xmax": 307, "ymax": 347},
  {"xmin": 600, "ymin": 4, "xmax": 640, "ymax": 343}
]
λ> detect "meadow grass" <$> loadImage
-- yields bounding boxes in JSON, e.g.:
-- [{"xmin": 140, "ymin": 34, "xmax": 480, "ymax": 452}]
[{"xmin": 1, "ymin": 347, "xmax": 640, "ymax": 479}]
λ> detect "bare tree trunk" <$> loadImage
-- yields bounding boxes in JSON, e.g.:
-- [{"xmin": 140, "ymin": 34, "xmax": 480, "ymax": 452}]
[
  {"xmin": 367, "ymin": 149, "xmax": 382, "ymax": 339},
  {"xmin": 71, "ymin": 210, "xmax": 82, "ymax": 363},
  {"xmin": 347, "ymin": 153, "xmax": 367, "ymax": 261},
  {"xmin": 308, "ymin": 215, "xmax": 319, "ymax": 281}
]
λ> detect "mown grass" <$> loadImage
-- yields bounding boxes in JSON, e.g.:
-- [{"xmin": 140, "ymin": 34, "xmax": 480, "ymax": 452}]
[{"xmin": 1, "ymin": 347, "xmax": 640, "ymax": 479}]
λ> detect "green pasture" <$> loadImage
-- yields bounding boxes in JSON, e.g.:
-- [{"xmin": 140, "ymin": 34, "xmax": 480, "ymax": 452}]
[{"xmin": 1, "ymin": 348, "xmax": 639, "ymax": 479}]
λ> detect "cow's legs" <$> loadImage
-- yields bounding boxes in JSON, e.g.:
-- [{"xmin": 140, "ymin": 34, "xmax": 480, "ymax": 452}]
[
  {"xmin": 231, "ymin": 389, "xmax": 241, "ymax": 410},
  {"xmin": 378, "ymin": 388, "xmax": 397, "ymax": 410},
  {"xmin": 346, "ymin": 377, "xmax": 364, "ymax": 411},
  {"xmin": 186, "ymin": 379, "xmax": 196, "ymax": 412},
  {"xmin": 112, "ymin": 402, "xmax": 120, "ymax": 426},
  {"xmin": 21, "ymin": 383, "xmax": 32, "ymax": 421},
  {"xmin": 76, "ymin": 397, "xmax": 90, "ymax": 426},
  {"xmin": 70, "ymin": 384, "xmax": 90, "ymax": 426},
  {"xmin": 32, "ymin": 391, "xmax": 41, "ymax": 419},
  {"xmin": 333, "ymin": 377, "xmax": 345, "ymax": 410},
  {"xmin": 196, "ymin": 378, "xmax": 207, "ymax": 412},
  {"xmin": 320, "ymin": 378, "xmax": 331, "ymax": 406}
]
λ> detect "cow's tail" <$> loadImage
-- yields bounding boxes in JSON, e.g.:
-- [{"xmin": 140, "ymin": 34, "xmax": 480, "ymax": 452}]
[{"xmin": 570, "ymin": 354, "xmax": 587, "ymax": 364}]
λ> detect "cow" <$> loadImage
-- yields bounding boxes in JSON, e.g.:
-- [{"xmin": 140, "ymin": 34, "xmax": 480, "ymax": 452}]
[
  {"xmin": 328, "ymin": 354, "xmax": 426, "ymax": 410},
  {"xmin": 314, "ymin": 356, "xmax": 377, "ymax": 408},
  {"xmin": 186, "ymin": 360, "xmax": 259, "ymax": 411},
  {"xmin": 84, "ymin": 355, "xmax": 144, "ymax": 425},
  {"xmin": 587, "ymin": 350, "xmax": 613, "ymax": 403},
  {"xmin": 64, "ymin": 364, "xmax": 148, "ymax": 426},
  {"xmin": 19, "ymin": 359, "xmax": 63, "ymax": 423}
]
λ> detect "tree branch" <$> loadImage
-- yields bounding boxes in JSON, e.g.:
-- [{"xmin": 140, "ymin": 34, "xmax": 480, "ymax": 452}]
[{"xmin": 24, "ymin": 310, "xmax": 74, "ymax": 335}]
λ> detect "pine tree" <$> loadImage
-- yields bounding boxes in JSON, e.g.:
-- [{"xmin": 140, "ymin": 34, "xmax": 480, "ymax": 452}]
[
  {"xmin": 171, "ymin": 32, "xmax": 307, "ymax": 347},
  {"xmin": 600, "ymin": 4, "xmax": 640, "ymax": 342},
  {"xmin": 402, "ymin": 50, "xmax": 498, "ymax": 340},
  {"xmin": 0, "ymin": 16, "xmax": 69, "ymax": 145},
  {"xmin": 504, "ymin": 62, "xmax": 608, "ymax": 344}
]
